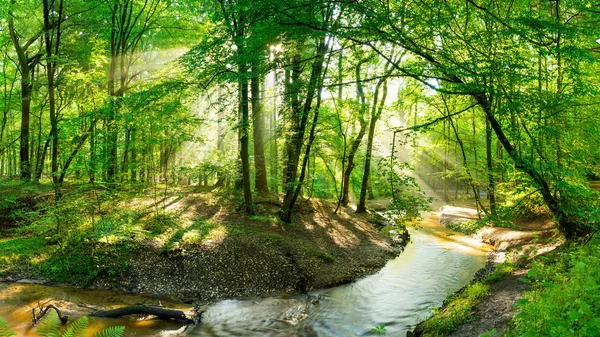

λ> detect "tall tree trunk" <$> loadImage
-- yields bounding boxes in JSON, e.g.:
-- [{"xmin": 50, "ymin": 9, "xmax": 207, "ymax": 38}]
[
  {"xmin": 239, "ymin": 59, "xmax": 254, "ymax": 214},
  {"xmin": 357, "ymin": 77, "xmax": 388, "ymax": 213},
  {"xmin": 215, "ymin": 89, "xmax": 227, "ymax": 187},
  {"xmin": 341, "ymin": 61, "xmax": 368, "ymax": 206},
  {"xmin": 251, "ymin": 61, "xmax": 269, "ymax": 197},
  {"xmin": 89, "ymin": 118, "xmax": 96, "ymax": 183},
  {"xmin": 443, "ymin": 120, "xmax": 450, "ymax": 202},
  {"xmin": 268, "ymin": 71, "xmax": 279, "ymax": 193},
  {"xmin": 235, "ymin": 18, "xmax": 254, "ymax": 214},
  {"xmin": 130, "ymin": 128, "xmax": 136, "ymax": 182},
  {"xmin": 8, "ymin": 9, "xmax": 38, "ymax": 182},
  {"xmin": 485, "ymin": 117, "xmax": 496, "ymax": 214},
  {"xmin": 121, "ymin": 128, "xmax": 131, "ymax": 182},
  {"xmin": 42, "ymin": 0, "xmax": 63, "ymax": 194},
  {"xmin": 280, "ymin": 41, "xmax": 328, "ymax": 223}
]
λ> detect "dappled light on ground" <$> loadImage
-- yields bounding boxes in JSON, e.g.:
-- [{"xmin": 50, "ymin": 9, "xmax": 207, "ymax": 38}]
[{"xmin": 0, "ymin": 210, "xmax": 490, "ymax": 336}]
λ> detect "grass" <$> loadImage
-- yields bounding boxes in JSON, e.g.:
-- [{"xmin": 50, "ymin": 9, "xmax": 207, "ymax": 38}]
[
  {"xmin": 421, "ymin": 282, "xmax": 490, "ymax": 337},
  {"xmin": 446, "ymin": 219, "xmax": 485, "ymax": 236},
  {"xmin": 419, "ymin": 259, "xmax": 517, "ymax": 337},
  {"xmin": 0, "ymin": 236, "xmax": 47, "ymax": 275},
  {"xmin": 0, "ymin": 181, "xmax": 275, "ymax": 285}
]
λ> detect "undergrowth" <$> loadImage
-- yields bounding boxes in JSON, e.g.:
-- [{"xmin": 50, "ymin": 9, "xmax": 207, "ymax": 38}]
[
  {"xmin": 505, "ymin": 237, "xmax": 600, "ymax": 337},
  {"xmin": 0, "ymin": 312, "xmax": 124, "ymax": 337}
]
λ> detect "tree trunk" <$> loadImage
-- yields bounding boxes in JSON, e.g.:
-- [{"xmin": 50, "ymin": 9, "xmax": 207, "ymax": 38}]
[
  {"xmin": 42, "ymin": 0, "xmax": 63, "ymax": 193},
  {"xmin": 341, "ymin": 61, "xmax": 368, "ymax": 206},
  {"xmin": 357, "ymin": 78, "xmax": 388, "ymax": 213},
  {"xmin": 485, "ymin": 117, "xmax": 496, "ymax": 214},
  {"xmin": 130, "ymin": 128, "xmax": 137, "ymax": 182},
  {"xmin": 8, "ymin": 11, "xmax": 38, "ymax": 182},
  {"xmin": 236, "ymin": 20, "xmax": 254, "ymax": 215},
  {"xmin": 280, "ymin": 41, "xmax": 328, "ymax": 223},
  {"xmin": 251, "ymin": 61, "xmax": 269, "ymax": 197}
]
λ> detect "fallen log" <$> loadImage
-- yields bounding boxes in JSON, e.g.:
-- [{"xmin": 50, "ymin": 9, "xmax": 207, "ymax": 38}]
[{"xmin": 90, "ymin": 305, "xmax": 191, "ymax": 322}]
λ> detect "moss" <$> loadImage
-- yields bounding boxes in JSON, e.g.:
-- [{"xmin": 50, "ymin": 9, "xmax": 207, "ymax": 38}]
[
  {"xmin": 306, "ymin": 247, "xmax": 336, "ymax": 263},
  {"xmin": 421, "ymin": 282, "xmax": 489, "ymax": 337},
  {"xmin": 418, "ymin": 260, "xmax": 517, "ymax": 337},
  {"xmin": 0, "ymin": 236, "xmax": 47, "ymax": 275}
]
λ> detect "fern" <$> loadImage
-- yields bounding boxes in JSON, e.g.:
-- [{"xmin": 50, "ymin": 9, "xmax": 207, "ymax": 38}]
[
  {"xmin": 61, "ymin": 316, "xmax": 88, "ymax": 337},
  {"xmin": 37, "ymin": 312, "xmax": 62, "ymax": 337},
  {"xmin": 0, "ymin": 314, "xmax": 124, "ymax": 337},
  {"xmin": 94, "ymin": 326, "xmax": 125, "ymax": 337},
  {"xmin": 0, "ymin": 317, "xmax": 16, "ymax": 337}
]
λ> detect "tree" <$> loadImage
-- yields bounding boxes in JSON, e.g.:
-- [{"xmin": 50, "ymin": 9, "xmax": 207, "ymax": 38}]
[
  {"xmin": 7, "ymin": 0, "xmax": 42, "ymax": 181},
  {"xmin": 350, "ymin": 0, "xmax": 600, "ymax": 237}
]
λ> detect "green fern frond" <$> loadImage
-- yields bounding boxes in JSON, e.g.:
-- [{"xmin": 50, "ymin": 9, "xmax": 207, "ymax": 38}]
[
  {"xmin": 61, "ymin": 316, "xmax": 88, "ymax": 337},
  {"xmin": 93, "ymin": 326, "xmax": 125, "ymax": 337},
  {"xmin": 37, "ymin": 312, "xmax": 62, "ymax": 337},
  {"xmin": 0, "ymin": 316, "xmax": 16, "ymax": 337}
]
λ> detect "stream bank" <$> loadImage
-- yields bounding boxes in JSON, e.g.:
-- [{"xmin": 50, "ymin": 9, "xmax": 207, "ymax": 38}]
[
  {"xmin": 409, "ymin": 204, "xmax": 563, "ymax": 337},
  {"xmin": 0, "ymin": 210, "xmax": 489, "ymax": 336},
  {"xmin": 0, "ymin": 185, "xmax": 408, "ymax": 302}
]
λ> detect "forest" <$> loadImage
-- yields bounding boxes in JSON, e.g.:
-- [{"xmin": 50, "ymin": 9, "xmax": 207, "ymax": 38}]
[{"xmin": 1, "ymin": 0, "xmax": 600, "ymax": 336}]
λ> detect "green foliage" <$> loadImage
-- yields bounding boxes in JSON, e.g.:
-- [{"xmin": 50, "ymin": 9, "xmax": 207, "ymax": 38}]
[
  {"xmin": 382, "ymin": 160, "xmax": 432, "ymax": 223},
  {"xmin": 145, "ymin": 214, "xmax": 179, "ymax": 235},
  {"xmin": 37, "ymin": 312, "xmax": 62, "ymax": 337},
  {"xmin": 446, "ymin": 220, "xmax": 485, "ymax": 236},
  {"xmin": 480, "ymin": 328, "xmax": 497, "ymax": 337},
  {"xmin": 372, "ymin": 324, "xmax": 387, "ymax": 336},
  {"xmin": 0, "ymin": 312, "xmax": 124, "ymax": 337},
  {"xmin": 94, "ymin": 326, "xmax": 125, "ymax": 337},
  {"xmin": 306, "ymin": 247, "xmax": 335, "ymax": 263},
  {"xmin": 61, "ymin": 316, "xmax": 88, "ymax": 337},
  {"xmin": 421, "ymin": 282, "xmax": 489, "ymax": 337},
  {"xmin": 505, "ymin": 238, "xmax": 600, "ymax": 337},
  {"xmin": 0, "ymin": 316, "xmax": 15, "ymax": 337},
  {"xmin": 483, "ymin": 261, "xmax": 518, "ymax": 284}
]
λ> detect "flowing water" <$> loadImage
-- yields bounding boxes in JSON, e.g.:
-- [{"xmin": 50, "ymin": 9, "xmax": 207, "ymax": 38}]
[{"xmin": 0, "ymin": 213, "xmax": 492, "ymax": 337}]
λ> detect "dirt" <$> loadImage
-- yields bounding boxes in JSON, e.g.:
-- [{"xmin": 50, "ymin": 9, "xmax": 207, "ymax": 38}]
[
  {"xmin": 91, "ymin": 192, "xmax": 407, "ymax": 302},
  {"xmin": 447, "ymin": 269, "xmax": 530, "ymax": 337}
]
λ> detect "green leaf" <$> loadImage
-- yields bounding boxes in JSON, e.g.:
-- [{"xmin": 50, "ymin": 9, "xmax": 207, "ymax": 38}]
[
  {"xmin": 61, "ymin": 316, "xmax": 88, "ymax": 337},
  {"xmin": 516, "ymin": 298, "xmax": 530, "ymax": 306},
  {"xmin": 542, "ymin": 282, "xmax": 556, "ymax": 288},
  {"xmin": 517, "ymin": 277, "xmax": 530, "ymax": 284},
  {"xmin": 568, "ymin": 310, "xmax": 583, "ymax": 322},
  {"xmin": 37, "ymin": 312, "xmax": 62, "ymax": 337},
  {"xmin": 0, "ymin": 316, "xmax": 16, "ymax": 337},
  {"xmin": 94, "ymin": 326, "xmax": 125, "ymax": 337}
]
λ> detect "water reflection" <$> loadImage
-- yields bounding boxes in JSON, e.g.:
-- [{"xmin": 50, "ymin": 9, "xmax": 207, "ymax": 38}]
[{"xmin": 0, "ymin": 215, "xmax": 491, "ymax": 337}]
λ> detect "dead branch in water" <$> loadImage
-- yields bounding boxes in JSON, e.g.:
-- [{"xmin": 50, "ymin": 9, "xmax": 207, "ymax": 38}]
[
  {"xmin": 90, "ymin": 305, "xmax": 193, "ymax": 323},
  {"xmin": 32, "ymin": 304, "xmax": 69, "ymax": 324}
]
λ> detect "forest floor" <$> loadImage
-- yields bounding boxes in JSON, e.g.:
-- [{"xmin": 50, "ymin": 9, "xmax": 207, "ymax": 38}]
[
  {"xmin": 0, "ymin": 180, "xmax": 407, "ymax": 302},
  {"xmin": 413, "ymin": 204, "xmax": 563, "ymax": 337}
]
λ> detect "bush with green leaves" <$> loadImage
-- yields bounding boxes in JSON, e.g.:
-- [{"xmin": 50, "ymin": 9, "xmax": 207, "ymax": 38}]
[
  {"xmin": 0, "ymin": 312, "xmax": 124, "ymax": 337},
  {"xmin": 505, "ymin": 238, "xmax": 600, "ymax": 337}
]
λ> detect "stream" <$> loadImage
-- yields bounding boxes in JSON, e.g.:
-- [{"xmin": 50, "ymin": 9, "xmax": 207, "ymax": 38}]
[{"xmin": 0, "ymin": 213, "xmax": 492, "ymax": 336}]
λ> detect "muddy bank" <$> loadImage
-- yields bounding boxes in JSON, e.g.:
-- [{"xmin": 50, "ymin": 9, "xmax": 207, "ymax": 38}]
[
  {"xmin": 102, "ymin": 201, "xmax": 407, "ymax": 302},
  {"xmin": 6, "ymin": 197, "xmax": 407, "ymax": 303}
]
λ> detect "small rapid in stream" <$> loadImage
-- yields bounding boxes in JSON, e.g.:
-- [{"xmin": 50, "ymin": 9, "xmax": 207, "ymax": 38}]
[{"xmin": 0, "ymin": 213, "xmax": 492, "ymax": 337}]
